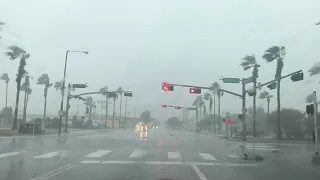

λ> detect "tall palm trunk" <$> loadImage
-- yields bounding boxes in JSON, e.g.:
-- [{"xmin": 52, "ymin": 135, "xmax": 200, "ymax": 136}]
[
  {"xmin": 5, "ymin": 81, "xmax": 8, "ymax": 107},
  {"xmin": 267, "ymin": 97, "xmax": 270, "ymax": 117},
  {"xmin": 89, "ymin": 106, "xmax": 92, "ymax": 121},
  {"xmin": 105, "ymin": 96, "xmax": 108, "ymax": 128},
  {"xmin": 12, "ymin": 80, "xmax": 22, "ymax": 130},
  {"xmin": 119, "ymin": 95, "xmax": 122, "ymax": 120},
  {"xmin": 22, "ymin": 91, "xmax": 27, "ymax": 122},
  {"xmin": 253, "ymin": 80, "xmax": 257, "ymax": 138},
  {"xmin": 25, "ymin": 93, "xmax": 30, "ymax": 118},
  {"xmin": 218, "ymin": 93, "xmax": 221, "ymax": 133},
  {"xmin": 43, "ymin": 88, "xmax": 48, "ymax": 131},
  {"xmin": 112, "ymin": 98, "xmax": 116, "ymax": 128},
  {"xmin": 277, "ymin": 79, "xmax": 281, "ymax": 140},
  {"xmin": 213, "ymin": 94, "xmax": 216, "ymax": 133}
]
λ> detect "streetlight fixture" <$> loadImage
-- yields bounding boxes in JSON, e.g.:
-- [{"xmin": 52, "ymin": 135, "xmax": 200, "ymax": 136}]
[{"xmin": 58, "ymin": 50, "xmax": 89, "ymax": 135}]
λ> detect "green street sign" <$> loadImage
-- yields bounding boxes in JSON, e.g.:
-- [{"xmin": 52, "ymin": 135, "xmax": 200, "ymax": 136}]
[
  {"xmin": 243, "ymin": 77, "xmax": 253, "ymax": 84},
  {"xmin": 124, "ymin": 92, "xmax": 133, "ymax": 97},
  {"xmin": 187, "ymin": 107, "xmax": 197, "ymax": 110},
  {"xmin": 222, "ymin": 78, "xmax": 240, "ymax": 83}
]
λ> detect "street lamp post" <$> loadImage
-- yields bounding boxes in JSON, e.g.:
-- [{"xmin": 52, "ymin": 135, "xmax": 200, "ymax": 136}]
[{"xmin": 58, "ymin": 50, "xmax": 88, "ymax": 135}]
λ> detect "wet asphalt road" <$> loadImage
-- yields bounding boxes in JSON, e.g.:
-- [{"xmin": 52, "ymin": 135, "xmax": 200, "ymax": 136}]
[{"xmin": 1, "ymin": 128, "xmax": 320, "ymax": 180}]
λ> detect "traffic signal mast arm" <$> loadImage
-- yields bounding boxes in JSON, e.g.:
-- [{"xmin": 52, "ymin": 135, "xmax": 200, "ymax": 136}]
[
  {"xmin": 251, "ymin": 70, "xmax": 303, "ymax": 92},
  {"xmin": 167, "ymin": 83, "xmax": 242, "ymax": 98}
]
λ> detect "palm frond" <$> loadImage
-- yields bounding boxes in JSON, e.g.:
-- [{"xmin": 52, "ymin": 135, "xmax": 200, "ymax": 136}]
[
  {"xmin": 210, "ymin": 82, "xmax": 220, "ymax": 94},
  {"xmin": 54, "ymin": 81, "xmax": 63, "ymax": 90},
  {"xmin": 36, "ymin": 73, "xmax": 50, "ymax": 85},
  {"xmin": 305, "ymin": 93, "xmax": 314, "ymax": 103},
  {"xmin": 117, "ymin": 86, "xmax": 123, "ymax": 94},
  {"xmin": 203, "ymin": 92, "xmax": 211, "ymax": 100},
  {"xmin": 243, "ymin": 66, "xmax": 252, "ymax": 71},
  {"xmin": 0, "ymin": 73, "xmax": 9, "ymax": 81},
  {"xmin": 242, "ymin": 55, "xmax": 256, "ymax": 64},
  {"xmin": 265, "ymin": 46, "xmax": 280, "ymax": 54},
  {"xmin": 5, "ymin": 52, "xmax": 17, "ymax": 60},
  {"xmin": 258, "ymin": 91, "xmax": 268, "ymax": 99},
  {"xmin": 309, "ymin": 63, "xmax": 320, "ymax": 76}
]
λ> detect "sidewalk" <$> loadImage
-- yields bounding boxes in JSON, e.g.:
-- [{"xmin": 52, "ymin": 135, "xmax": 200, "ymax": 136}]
[{"xmin": 219, "ymin": 134, "xmax": 314, "ymax": 144}]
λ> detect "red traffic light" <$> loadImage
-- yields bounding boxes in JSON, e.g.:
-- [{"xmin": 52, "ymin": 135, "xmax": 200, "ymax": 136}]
[
  {"xmin": 162, "ymin": 82, "xmax": 174, "ymax": 91},
  {"xmin": 161, "ymin": 104, "xmax": 167, "ymax": 108},
  {"xmin": 174, "ymin": 106, "xmax": 181, "ymax": 109},
  {"xmin": 189, "ymin": 88, "xmax": 201, "ymax": 94}
]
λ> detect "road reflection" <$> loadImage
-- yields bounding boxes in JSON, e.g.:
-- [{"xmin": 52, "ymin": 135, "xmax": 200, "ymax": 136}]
[{"xmin": 140, "ymin": 131, "xmax": 148, "ymax": 140}]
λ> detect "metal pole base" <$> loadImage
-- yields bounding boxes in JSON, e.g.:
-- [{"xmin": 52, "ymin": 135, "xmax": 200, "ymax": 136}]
[
  {"xmin": 62, "ymin": 129, "xmax": 69, "ymax": 133},
  {"xmin": 312, "ymin": 153, "xmax": 320, "ymax": 165}
]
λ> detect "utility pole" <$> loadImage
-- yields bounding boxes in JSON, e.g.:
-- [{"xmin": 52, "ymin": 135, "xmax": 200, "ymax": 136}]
[
  {"xmin": 63, "ymin": 83, "xmax": 71, "ymax": 133},
  {"xmin": 218, "ymin": 92, "xmax": 221, "ymax": 133},
  {"xmin": 242, "ymin": 78, "xmax": 247, "ymax": 141},
  {"xmin": 313, "ymin": 91, "xmax": 319, "ymax": 154}
]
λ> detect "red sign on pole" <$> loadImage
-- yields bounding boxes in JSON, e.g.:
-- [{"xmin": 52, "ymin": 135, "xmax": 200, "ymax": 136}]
[{"xmin": 225, "ymin": 118, "xmax": 232, "ymax": 125}]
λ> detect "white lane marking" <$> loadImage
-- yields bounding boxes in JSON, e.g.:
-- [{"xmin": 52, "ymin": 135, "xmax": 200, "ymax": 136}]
[
  {"xmin": 168, "ymin": 152, "xmax": 181, "ymax": 159},
  {"xmin": 129, "ymin": 150, "xmax": 146, "ymax": 158},
  {"xmin": 33, "ymin": 151, "xmax": 60, "ymax": 158},
  {"xmin": 198, "ymin": 153, "xmax": 216, "ymax": 161},
  {"xmin": 246, "ymin": 146, "xmax": 272, "ymax": 148},
  {"xmin": 29, "ymin": 164, "xmax": 74, "ymax": 180},
  {"xmin": 228, "ymin": 155, "xmax": 240, "ymax": 159},
  {"xmin": 84, "ymin": 150, "xmax": 111, "ymax": 158},
  {"xmin": 0, "ymin": 152, "xmax": 20, "ymax": 158},
  {"xmin": 80, "ymin": 160, "xmax": 258, "ymax": 167},
  {"xmin": 246, "ymin": 147, "xmax": 281, "ymax": 151},
  {"xmin": 190, "ymin": 164, "xmax": 208, "ymax": 180}
]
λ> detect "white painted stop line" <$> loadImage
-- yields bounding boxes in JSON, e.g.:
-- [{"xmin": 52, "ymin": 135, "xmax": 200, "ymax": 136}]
[
  {"xmin": 85, "ymin": 150, "xmax": 111, "ymax": 158},
  {"xmin": 168, "ymin": 152, "xmax": 182, "ymax": 159},
  {"xmin": 129, "ymin": 150, "xmax": 145, "ymax": 158},
  {"xmin": 0, "ymin": 152, "xmax": 20, "ymax": 159},
  {"xmin": 198, "ymin": 153, "xmax": 216, "ymax": 161},
  {"xmin": 33, "ymin": 151, "xmax": 60, "ymax": 158}
]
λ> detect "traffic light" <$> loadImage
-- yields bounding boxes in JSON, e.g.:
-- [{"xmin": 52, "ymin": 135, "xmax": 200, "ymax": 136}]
[
  {"xmin": 306, "ymin": 104, "xmax": 314, "ymax": 115},
  {"xmin": 291, "ymin": 72, "xmax": 304, "ymax": 82},
  {"xmin": 174, "ymin": 106, "xmax": 181, "ymax": 109},
  {"xmin": 238, "ymin": 114, "xmax": 244, "ymax": 120},
  {"xmin": 267, "ymin": 82, "xmax": 277, "ymax": 90},
  {"xmin": 189, "ymin": 88, "xmax": 201, "ymax": 94},
  {"xmin": 162, "ymin": 82, "xmax": 174, "ymax": 92},
  {"xmin": 161, "ymin": 104, "xmax": 167, "ymax": 108}
]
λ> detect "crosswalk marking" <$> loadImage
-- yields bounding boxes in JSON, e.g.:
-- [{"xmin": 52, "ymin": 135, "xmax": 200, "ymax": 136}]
[
  {"xmin": 0, "ymin": 152, "xmax": 20, "ymax": 159},
  {"xmin": 85, "ymin": 150, "xmax": 111, "ymax": 158},
  {"xmin": 228, "ymin": 155, "xmax": 240, "ymax": 159},
  {"xmin": 198, "ymin": 153, "xmax": 216, "ymax": 161},
  {"xmin": 129, "ymin": 150, "xmax": 145, "ymax": 158},
  {"xmin": 168, "ymin": 152, "xmax": 181, "ymax": 159},
  {"xmin": 33, "ymin": 152, "xmax": 60, "ymax": 159}
]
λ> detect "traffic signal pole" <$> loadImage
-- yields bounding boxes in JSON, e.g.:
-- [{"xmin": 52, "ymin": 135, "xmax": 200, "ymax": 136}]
[
  {"xmin": 63, "ymin": 83, "xmax": 71, "ymax": 133},
  {"xmin": 242, "ymin": 79, "xmax": 247, "ymax": 141},
  {"xmin": 313, "ymin": 91, "xmax": 319, "ymax": 155}
]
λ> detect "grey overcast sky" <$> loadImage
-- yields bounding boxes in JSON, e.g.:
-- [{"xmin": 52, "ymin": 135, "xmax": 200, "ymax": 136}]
[{"xmin": 1, "ymin": 0, "xmax": 320, "ymax": 120}]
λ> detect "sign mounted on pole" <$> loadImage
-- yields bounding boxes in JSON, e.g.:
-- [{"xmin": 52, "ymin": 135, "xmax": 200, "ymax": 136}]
[
  {"xmin": 222, "ymin": 78, "xmax": 240, "ymax": 83},
  {"xmin": 243, "ymin": 77, "xmax": 253, "ymax": 84}
]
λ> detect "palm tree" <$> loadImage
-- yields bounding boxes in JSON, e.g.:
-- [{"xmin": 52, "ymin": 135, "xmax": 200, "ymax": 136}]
[
  {"xmin": 54, "ymin": 80, "xmax": 63, "ymax": 94},
  {"xmin": 21, "ymin": 75, "xmax": 30, "ymax": 122},
  {"xmin": 117, "ymin": 86, "xmax": 123, "ymax": 121},
  {"xmin": 240, "ymin": 55, "xmax": 260, "ymax": 137},
  {"xmin": 111, "ymin": 93, "xmax": 118, "ymax": 128},
  {"xmin": 0, "ymin": 73, "xmax": 9, "ymax": 107},
  {"xmin": 209, "ymin": 82, "xmax": 221, "ymax": 132},
  {"xmin": 192, "ymin": 95, "xmax": 204, "ymax": 120},
  {"xmin": 203, "ymin": 92, "xmax": 212, "ymax": 114},
  {"xmin": 5, "ymin": 46, "xmax": 30, "ymax": 129},
  {"xmin": 99, "ymin": 86, "xmax": 109, "ymax": 128},
  {"xmin": 24, "ymin": 87, "xmax": 32, "ymax": 121},
  {"xmin": 0, "ymin": 21, "xmax": 4, "ymax": 39},
  {"xmin": 258, "ymin": 90, "xmax": 273, "ymax": 117},
  {"xmin": 37, "ymin": 74, "xmax": 52, "ymax": 125},
  {"xmin": 262, "ymin": 46, "xmax": 286, "ymax": 140}
]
